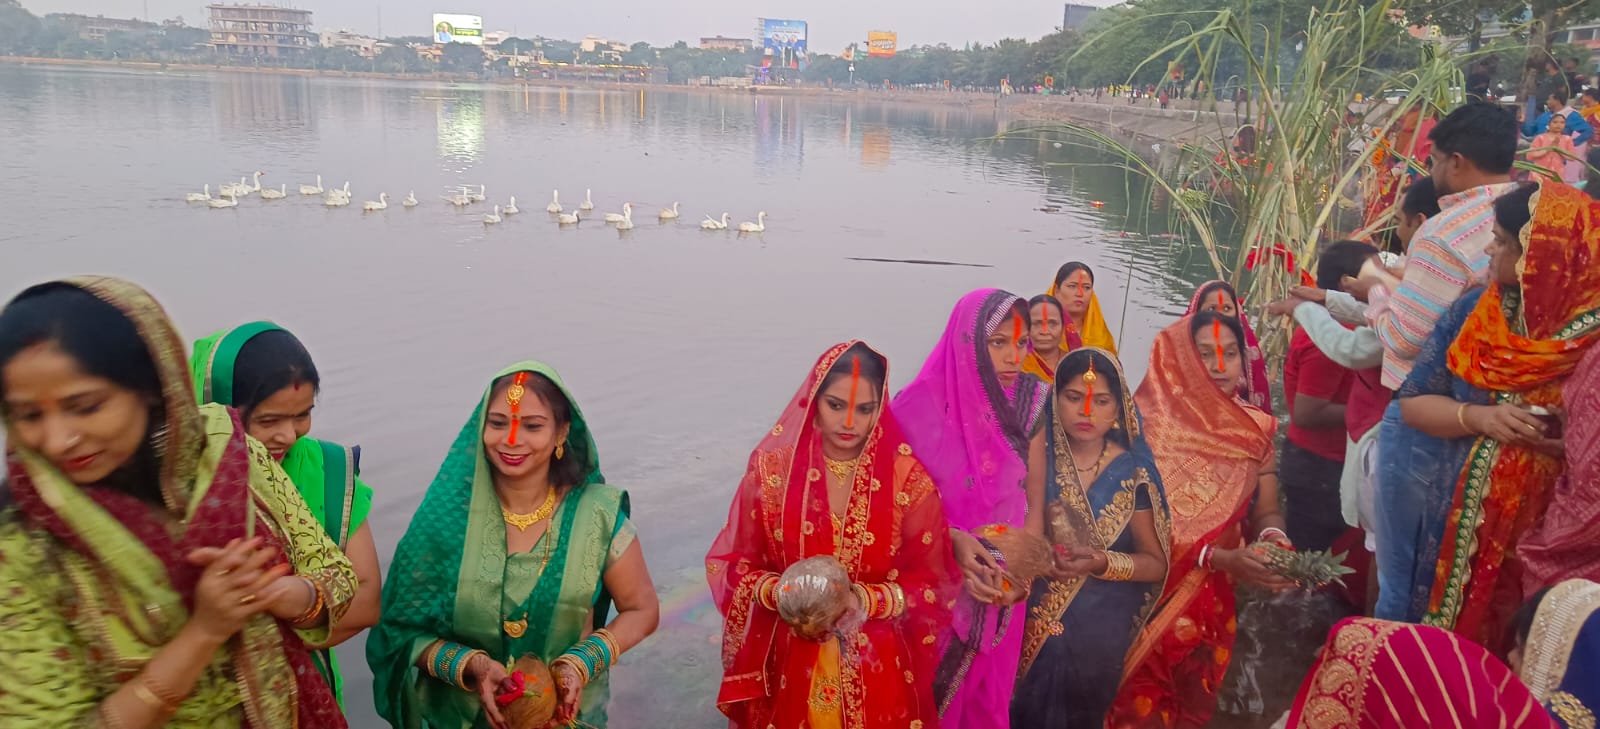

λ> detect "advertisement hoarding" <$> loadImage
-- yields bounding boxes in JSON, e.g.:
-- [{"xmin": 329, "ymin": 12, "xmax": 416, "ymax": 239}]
[
  {"xmin": 760, "ymin": 18, "xmax": 808, "ymax": 71},
  {"xmin": 433, "ymin": 13, "xmax": 484, "ymax": 45},
  {"xmin": 867, "ymin": 31, "xmax": 896, "ymax": 58}
]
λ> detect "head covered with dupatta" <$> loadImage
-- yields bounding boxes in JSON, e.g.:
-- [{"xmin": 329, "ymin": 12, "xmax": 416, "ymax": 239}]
[
  {"xmin": 1187, "ymin": 279, "xmax": 1272, "ymax": 414},
  {"xmin": 1285, "ymin": 617, "xmax": 1559, "ymax": 729},
  {"xmin": 708, "ymin": 341, "xmax": 954, "ymax": 729},
  {"xmin": 894, "ymin": 288, "xmax": 1050, "ymax": 531},
  {"xmin": 1048, "ymin": 262, "xmax": 1119, "ymax": 355},
  {"xmin": 1423, "ymin": 181, "xmax": 1600, "ymax": 637},
  {"xmin": 368, "ymin": 361, "xmax": 624, "ymax": 728},
  {"xmin": 0, "ymin": 277, "xmax": 344, "ymax": 727},
  {"xmin": 1520, "ymin": 580, "xmax": 1600, "ymax": 728}
]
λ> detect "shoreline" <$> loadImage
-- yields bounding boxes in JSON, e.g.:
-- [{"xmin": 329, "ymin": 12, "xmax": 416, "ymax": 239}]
[{"xmin": 0, "ymin": 56, "xmax": 1238, "ymax": 145}]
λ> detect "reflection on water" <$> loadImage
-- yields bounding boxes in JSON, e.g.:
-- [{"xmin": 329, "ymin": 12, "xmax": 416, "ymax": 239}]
[{"xmin": 0, "ymin": 66, "xmax": 1228, "ymax": 729}]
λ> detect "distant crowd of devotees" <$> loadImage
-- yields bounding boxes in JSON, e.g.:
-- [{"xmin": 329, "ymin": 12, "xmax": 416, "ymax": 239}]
[{"xmin": 1, "ymin": 113, "xmax": 1598, "ymax": 729}]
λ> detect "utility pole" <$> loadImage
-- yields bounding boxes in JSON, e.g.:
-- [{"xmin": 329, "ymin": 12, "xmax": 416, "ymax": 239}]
[{"xmin": 376, "ymin": 6, "xmax": 383, "ymax": 39}]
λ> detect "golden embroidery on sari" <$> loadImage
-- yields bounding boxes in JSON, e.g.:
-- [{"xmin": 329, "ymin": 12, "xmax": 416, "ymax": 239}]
[
  {"xmin": 1292, "ymin": 619, "xmax": 1403, "ymax": 729},
  {"xmin": 1550, "ymin": 692, "xmax": 1596, "ymax": 729},
  {"xmin": 1524, "ymin": 579, "xmax": 1600, "ymax": 701}
]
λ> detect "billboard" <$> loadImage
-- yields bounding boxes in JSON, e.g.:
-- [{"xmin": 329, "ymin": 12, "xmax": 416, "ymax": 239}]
[
  {"xmin": 760, "ymin": 18, "xmax": 807, "ymax": 71},
  {"xmin": 867, "ymin": 31, "xmax": 896, "ymax": 58},
  {"xmin": 433, "ymin": 13, "xmax": 483, "ymax": 45}
]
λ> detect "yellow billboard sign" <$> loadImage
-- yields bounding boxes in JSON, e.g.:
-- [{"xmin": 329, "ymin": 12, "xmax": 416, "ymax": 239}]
[{"xmin": 867, "ymin": 31, "xmax": 896, "ymax": 58}]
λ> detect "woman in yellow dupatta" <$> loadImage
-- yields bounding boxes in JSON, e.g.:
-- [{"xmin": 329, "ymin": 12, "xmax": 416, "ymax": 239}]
[
  {"xmin": 0, "ymin": 277, "xmax": 357, "ymax": 728},
  {"xmin": 1048, "ymin": 262, "xmax": 1118, "ymax": 357},
  {"xmin": 1396, "ymin": 181, "xmax": 1600, "ymax": 646}
]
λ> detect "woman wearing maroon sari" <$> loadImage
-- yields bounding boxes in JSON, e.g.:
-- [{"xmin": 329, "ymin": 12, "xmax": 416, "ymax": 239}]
[
  {"xmin": 1107, "ymin": 312, "xmax": 1292, "ymax": 729},
  {"xmin": 708, "ymin": 341, "xmax": 957, "ymax": 729}
]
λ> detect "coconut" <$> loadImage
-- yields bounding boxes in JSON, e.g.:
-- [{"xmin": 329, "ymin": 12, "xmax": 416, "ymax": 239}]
[
  {"xmin": 775, "ymin": 555, "xmax": 853, "ymax": 640},
  {"xmin": 974, "ymin": 524, "xmax": 1056, "ymax": 588},
  {"xmin": 495, "ymin": 655, "xmax": 558, "ymax": 729}
]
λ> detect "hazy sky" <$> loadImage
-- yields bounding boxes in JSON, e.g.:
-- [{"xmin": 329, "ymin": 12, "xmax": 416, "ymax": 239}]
[{"xmin": 22, "ymin": 0, "xmax": 1118, "ymax": 52}]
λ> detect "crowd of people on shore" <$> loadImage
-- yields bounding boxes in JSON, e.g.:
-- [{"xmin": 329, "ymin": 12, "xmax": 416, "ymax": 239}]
[{"xmin": 0, "ymin": 101, "xmax": 1597, "ymax": 729}]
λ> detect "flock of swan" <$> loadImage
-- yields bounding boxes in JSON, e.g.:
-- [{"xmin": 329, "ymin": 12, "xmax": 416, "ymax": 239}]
[{"xmin": 183, "ymin": 172, "xmax": 769, "ymax": 233}]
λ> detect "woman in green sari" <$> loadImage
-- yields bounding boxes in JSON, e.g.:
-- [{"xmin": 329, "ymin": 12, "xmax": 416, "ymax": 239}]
[
  {"xmin": 0, "ymin": 277, "xmax": 357, "ymax": 728},
  {"xmin": 367, "ymin": 362, "xmax": 659, "ymax": 729},
  {"xmin": 190, "ymin": 322, "xmax": 382, "ymax": 705}
]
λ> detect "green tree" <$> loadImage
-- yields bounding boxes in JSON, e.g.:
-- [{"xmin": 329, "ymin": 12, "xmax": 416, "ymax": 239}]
[
  {"xmin": 439, "ymin": 41, "xmax": 485, "ymax": 74},
  {"xmin": 0, "ymin": 0, "xmax": 44, "ymax": 55}
]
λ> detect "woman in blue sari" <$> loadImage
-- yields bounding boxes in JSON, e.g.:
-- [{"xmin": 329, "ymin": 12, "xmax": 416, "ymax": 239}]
[
  {"xmin": 1012, "ymin": 348, "xmax": 1170, "ymax": 729},
  {"xmin": 1515, "ymin": 579, "xmax": 1600, "ymax": 728}
]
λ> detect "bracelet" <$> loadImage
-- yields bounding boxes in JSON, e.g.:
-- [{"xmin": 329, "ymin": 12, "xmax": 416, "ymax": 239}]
[
  {"xmin": 592, "ymin": 628, "xmax": 623, "ymax": 664},
  {"xmin": 1258, "ymin": 527, "xmax": 1288, "ymax": 545},
  {"xmin": 851, "ymin": 583, "xmax": 872, "ymax": 617},
  {"xmin": 1096, "ymin": 552, "xmax": 1136, "ymax": 582},
  {"xmin": 1457, "ymin": 403, "xmax": 1474, "ymax": 434},
  {"xmin": 291, "ymin": 577, "xmax": 325, "ymax": 627},
  {"xmin": 1197, "ymin": 545, "xmax": 1212, "ymax": 571},
  {"xmin": 552, "ymin": 654, "xmax": 591, "ymax": 687},
  {"xmin": 756, "ymin": 573, "xmax": 780, "ymax": 611},
  {"xmin": 136, "ymin": 675, "xmax": 183, "ymax": 714},
  {"xmin": 452, "ymin": 649, "xmax": 488, "ymax": 690}
]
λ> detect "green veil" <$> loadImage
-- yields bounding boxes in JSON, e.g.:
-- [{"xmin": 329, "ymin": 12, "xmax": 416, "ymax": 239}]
[
  {"xmin": 367, "ymin": 361, "xmax": 630, "ymax": 729},
  {"xmin": 189, "ymin": 321, "xmax": 374, "ymax": 704}
]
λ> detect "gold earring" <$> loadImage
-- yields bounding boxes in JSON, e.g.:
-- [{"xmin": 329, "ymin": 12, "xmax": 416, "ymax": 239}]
[{"xmin": 555, "ymin": 443, "xmax": 565, "ymax": 460}]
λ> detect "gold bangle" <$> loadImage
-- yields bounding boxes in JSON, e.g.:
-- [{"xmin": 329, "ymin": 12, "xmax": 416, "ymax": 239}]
[
  {"xmin": 291, "ymin": 577, "xmax": 325, "ymax": 626},
  {"xmin": 1457, "ymin": 403, "xmax": 1473, "ymax": 434},
  {"xmin": 552, "ymin": 654, "xmax": 591, "ymax": 687},
  {"xmin": 593, "ymin": 628, "xmax": 623, "ymax": 665},
  {"xmin": 851, "ymin": 583, "xmax": 871, "ymax": 618},
  {"xmin": 890, "ymin": 583, "xmax": 907, "ymax": 618},
  {"xmin": 137, "ymin": 675, "xmax": 183, "ymax": 714},
  {"xmin": 454, "ymin": 649, "xmax": 487, "ymax": 690},
  {"xmin": 1097, "ymin": 552, "xmax": 1135, "ymax": 582}
]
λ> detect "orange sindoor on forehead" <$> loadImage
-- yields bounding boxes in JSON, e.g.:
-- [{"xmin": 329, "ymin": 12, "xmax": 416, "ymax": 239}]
[
  {"xmin": 1012, "ymin": 312, "xmax": 1025, "ymax": 361},
  {"xmin": 844, "ymin": 355, "xmax": 862, "ymax": 428},
  {"xmin": 1082, "ymin": 367, "xmax": 1097, "ymax": 417},
  {"xmin": 1213, "ymin": 319, "xmax": 1225, "ymax": 372},
  {"xmin": 1217, "ymin": 291, "xmax": 1226, "ymax": 313},
  {"xmin": 506, "ymin": 372, "xmax": 529, "ymax": 446}
]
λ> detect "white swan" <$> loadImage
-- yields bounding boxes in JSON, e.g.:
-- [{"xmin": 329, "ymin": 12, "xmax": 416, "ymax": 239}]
[
  {"xmin": 299, "ymin": 174, "xmax": 324, "ymax": 195},
  {"xmin": 207, "ymin": 193, "xmax": 238, "ymax": 209},
  {"xmin": 738, "ymin": 212, "xmax": 767, "ymax": 233},
  {"xmin": 616, "ymin": 205, "xmax": 634, "ymax": 230},
  {"xmin": 558, "ymin": 209, "xmax": 581, "ymax": 225},
  {"xmin": 185, "ymin": 184, "xmax": 211, "ymax": 203},
  {"xmin": 483, "ymin": 205, "xmax": 502, "ymax": 224},
  {"xmin": 443, "ymin": 190, "xmax": 470, "ymax": 206},
  {"xmin": 402, "ymin": 191, "xmax": 419, "ymax": 208},
  {"xmin": 230, "ymin": 171, "xmax": 263, "ymax": 197},
  {"xmin": 503, "ymin": 196, "xmax": 519, "ymax": 215},
  {"xmin": 658, "ymin": 201, "xmax": 680, "ymax": 220},
  {"xmin": 363, "ymin": 192, "xmax": 388, "ymax": 212},
  {"xmin": 547, "ymin": 190, "xmax": 562, "ymax": 213},
  {"xmin": 469, "ymin": 185, "xmax": 487, "ymax": 203},
  {"xmin": 246, "ymin": 171, "xmax": 264, "ymax": 195},
  {"xmin": 260, "ymin": 184, "xmax": 287, "ymax": 200},
  {"xmin": 324, "ymin": 189, "xmax": 350, "ymax": 207},
  {"xmin": 604, "ymin": 203, "xmax": 632, "ymax": 224},
  {"xmin": 579, "ymin": 188, "xmax": 595, "ymax": 211},
  {"xmin": 701, "ymin": 213, "xmax": 730, "ymax": 230},
  {"xmin": 220, "ymin": 176, "xmax": 247, "ymax": 197}
]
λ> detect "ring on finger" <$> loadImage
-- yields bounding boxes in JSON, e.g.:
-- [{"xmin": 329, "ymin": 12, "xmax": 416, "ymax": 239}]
[{"xmin": 239, "ymin": 594, "xmax": 258, "ymax": 605}]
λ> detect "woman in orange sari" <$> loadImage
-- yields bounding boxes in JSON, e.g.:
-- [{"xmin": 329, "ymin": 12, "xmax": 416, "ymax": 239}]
[
  {"xmin": 707, "ymin": 341, "xmax": 957, "ymax": 729},
  {"xmin": 1395, "ymin": 181, "xmax": 1600, "ymax": 646},
  {"xmin": 1107, "ymin": 311, "xmax": 1294, "ymax": 729}
]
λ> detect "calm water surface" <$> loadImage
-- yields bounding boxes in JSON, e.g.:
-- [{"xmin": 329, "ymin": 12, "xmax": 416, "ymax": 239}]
[{"xmin": 0, "ymin": 66, "xmax": 1224, "ymax": 728}]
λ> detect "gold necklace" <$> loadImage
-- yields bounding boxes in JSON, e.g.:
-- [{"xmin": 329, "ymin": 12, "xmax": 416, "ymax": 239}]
[
  {"xmin": 501, "ymin": 487, "xmax": 557, "ymax": 531},
  {"xmin": 823, "ymin": 457, "xmax": 859, "ymax": 483}
]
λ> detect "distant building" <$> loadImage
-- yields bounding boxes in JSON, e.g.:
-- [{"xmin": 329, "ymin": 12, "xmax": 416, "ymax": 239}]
[
  {"xmin": 700, "ymin": 36, "xmax": 752, "ymax": 51},
  {"xmin": 208, "ymin": 3, "xmax": 314, "ymax": 59},
  {"xmin": 1063, "ymin": 3, "xmax": 1096, "ymax": 31},
  {"xmin": 579, "ymin": 34, "xmax": 630, "ymax": 62},
  {"xmin": 319, "ymin": 28, "xmax": 378, "ymax": 57},
  {"xmin": 46, "ymin": 13, "xmax": 159, "ymax": 42}
]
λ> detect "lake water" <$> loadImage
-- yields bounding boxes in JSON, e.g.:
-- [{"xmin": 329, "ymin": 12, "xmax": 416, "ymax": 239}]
[{"xmin": 0, "ymin": 66, "xmax": 1226, "ymax": 728}]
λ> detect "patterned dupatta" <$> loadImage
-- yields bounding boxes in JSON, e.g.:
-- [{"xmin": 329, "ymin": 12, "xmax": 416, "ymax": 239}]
[
  {"xmin": 1522, "ymin": 580, "xmax": 1600, "ymax": 729},
  {"xmin": 1187, "ymin": 280, "xmax": 1273, "ymax": 414},
  {"xmin": 1520, "ymin": 348, "xmax": 1600, "ymax": 590},
  {"xmin": 1425, "ymin": 182, "xmax": 1600, "ymax": 642},
  {"xmin": 1047, "ymin": 280, "xmax": 1120, "ymax": 356},
  {"xmin": 3, "ymin": 277, "xmax": 344, "ymax": 728},
  {"xmin": 1285, "ymin": 618, "xmax": 1558, "ymax": 729},
  {"xmin": 707, "ymin": 341, "xmax": 956, "ymax": 729},
  {"xmin": 1108, "ymin": 317, "xmax": 1275, "ymax": 729}
]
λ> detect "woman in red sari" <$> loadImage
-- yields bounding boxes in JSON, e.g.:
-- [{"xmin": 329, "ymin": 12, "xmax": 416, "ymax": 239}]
[
  {"xmin": 1107, "ymin": 312, "xmax": 1294, "ymax": 729},
  {"xmin": 707, "ymin": 341, "xmax": 957, "ymax": 729},
  {"xmin": 1283, "ymin": 617, "xmax": 1558, "ymax": 729},
  {"xmin": 1187, "ymin": 280, "xmax": 1273, "ymax": 414}
]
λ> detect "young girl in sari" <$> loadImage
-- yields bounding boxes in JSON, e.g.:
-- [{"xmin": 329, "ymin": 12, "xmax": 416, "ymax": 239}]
[
  {"xmin": 1050, "ymin": 263, "xmax": 1119, "ymax": 356},
  {"xmin": 1394, "ymin": 181, "xmax": 1600, "ymax": 645},
  {"xmin": 894, "ymin": 289, "xmax": 1050, "ymax": 729},
  {"xmin": 367, "ymin": 362, "xmax": 659, "ymax": 729},
  {"xmin": 190, "ymin": 322, "xmax": 381, "ymax": 706},
  {"xmin": 1108, "ymin": 312, "xmax": 1294, "ymax": 729},
  {"xmin": 0, "ymin": 277, "xmax": 357, "ymax": 728},
  {"xmin": 1187, "ymin": 280, "xmax": 1273, "ymax": 414},
  {"xmin": 708, "ymin": 341, "xmax": 957, "ymax": 729},
  {"xmin": 1012, "ymin": 348, "xmax": 1170, "ymax": 729},
  {"xmin": 1023, "ymin": 295, "xmax": 1067, "ymax": 383}
]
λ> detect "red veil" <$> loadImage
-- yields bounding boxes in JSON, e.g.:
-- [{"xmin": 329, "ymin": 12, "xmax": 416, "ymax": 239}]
[{"xmin": 707, "ymin": 341, "xmax": 958, "ymax": 729}]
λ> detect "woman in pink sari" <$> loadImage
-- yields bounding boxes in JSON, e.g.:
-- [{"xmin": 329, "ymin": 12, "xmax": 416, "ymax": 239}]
[
  {"xmin": 1284, "ymin": 617, "xmax": 1558, "ymax": 728},
  {"xmin": 1519, "ymin": 346, "xmax": 1600, "ymax": 590},
  {"xmin": 1188, "ymin": 280, "xmax": 1273, "ymax": 414},
  {"xmin": 894, "ymin": 289, "xmax": 1051, "ymax": 729}
]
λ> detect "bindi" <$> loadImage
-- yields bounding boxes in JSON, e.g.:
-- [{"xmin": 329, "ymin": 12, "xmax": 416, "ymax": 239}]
[{"xmin": 505, "ymin": 372, "xmax": 529, "ymax": 446}]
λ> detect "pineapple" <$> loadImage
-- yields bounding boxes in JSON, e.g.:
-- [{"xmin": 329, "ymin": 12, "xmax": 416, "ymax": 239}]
[{"xmin": 1248, "ymin": 542, "xmax": 1356, "ymax": 589}]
